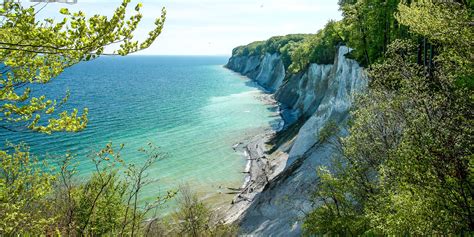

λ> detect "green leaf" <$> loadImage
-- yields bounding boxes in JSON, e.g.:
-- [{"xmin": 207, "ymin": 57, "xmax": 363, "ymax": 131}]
[
  {"xmin": 135, "ymin": 3, "xmax": 142, "ymax": 11},
  {"xmin": 59, "ymin": 8, "xmax": 70, "ymax": 15}
]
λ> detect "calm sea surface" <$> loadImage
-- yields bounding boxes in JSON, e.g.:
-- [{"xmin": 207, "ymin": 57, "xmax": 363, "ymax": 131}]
[{"xmin": 0, "ymin": 56, "xmax": 279, "ymax": 209}]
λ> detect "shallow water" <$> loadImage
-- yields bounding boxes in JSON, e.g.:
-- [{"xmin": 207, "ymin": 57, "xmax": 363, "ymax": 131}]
[{"xmin": 0, "ymin": 56, "xmax": 280, "ymax": 210}]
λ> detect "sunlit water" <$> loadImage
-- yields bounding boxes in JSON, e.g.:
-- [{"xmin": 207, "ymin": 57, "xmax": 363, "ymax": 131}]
[{"xmin": 0, "ymin": 56, "xmax": 280, "ymax": 211}]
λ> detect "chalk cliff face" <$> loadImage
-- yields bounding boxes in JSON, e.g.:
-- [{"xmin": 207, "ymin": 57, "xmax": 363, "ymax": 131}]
[
  {"xmin": 225, "ymin": 46, "xmax": 367, "ymax": 236},
  {"xmin": 227, "ymin": 53, "xmax": 286, "ymax": 92}
]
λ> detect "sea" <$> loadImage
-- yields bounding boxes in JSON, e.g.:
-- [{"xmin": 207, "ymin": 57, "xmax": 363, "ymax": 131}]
[{"xmin": 0, "ymin": 56, "xmax": 280, "ymax": 211}]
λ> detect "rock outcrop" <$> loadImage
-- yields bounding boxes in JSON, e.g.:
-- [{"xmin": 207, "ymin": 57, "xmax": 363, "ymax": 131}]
[{"xmin": 225, "ymin": 46, "xmax": 367, "ymax": 236}]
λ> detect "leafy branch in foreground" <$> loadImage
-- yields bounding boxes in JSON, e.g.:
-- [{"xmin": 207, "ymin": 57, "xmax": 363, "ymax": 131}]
[{"xmin": 0, "ymin": 0, "xmax": 166, "ymax": 134}]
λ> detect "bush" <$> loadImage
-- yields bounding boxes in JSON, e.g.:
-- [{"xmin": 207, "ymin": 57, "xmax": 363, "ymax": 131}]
[
  {"xmin": 171, "ymin": 185, "xmax": 237, "ymax": 237},
  {"xmin": 0, "ymin": 142, "xmax": 175, "ymax": 236},
  {"xmin": 0, "ymin": 143, "xmax": 57, "ymax": 235}
]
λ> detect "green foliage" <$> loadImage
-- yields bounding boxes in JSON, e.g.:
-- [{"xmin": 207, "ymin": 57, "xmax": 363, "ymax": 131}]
[
  {"xmin": 339, "ymin": 0, "xmax": 401, "ymax": 65},
  {"xmin": 231, "ymin": 23, "xmax": 344, "ymax": 73},
  {"xmin": 0, "ymin": 2, "xmax": 170, "ymax": 232},
  {"xmin": 231, "ymin": 34, "xmax": 310, "ymax": 59},
  {"xmin": 0, "ymin": 1, "xmax": 166, "ymax": 134},
  {"xmin": 74, "ymin": 171, "xmax": 127, "ymax": 235},
  {"xmin": 304, "ymin": 1, "xmax": 473, "ymax": 235},
  {"xmin": 317, "ymin": 119, "xmax": 339, "ymax": 143},
  {"xmin": 303, "ymin": 166, "xmax": 369, "ymax": 236},
  {"xmin": 289, "ymin": 21, "xmax": 344, "ymax": 73},
  {"xmin": 396, "ymin": 0, "xmax": 474, "ymax": 89},
  {"xmin": 279, "ymin": 41, "xmax": 301, "ymax": 69},
  {"xmin": 0, "ymin": 143, "xmax": 175, "ymax": 236},
  {"xmin": 171, "ymin": 185, "xmax": 237, "ymax": 237},
  {"xmin": 232, "ymin": 40, "xmax": 265, "ymax": 57},
  {"xmin": 264, "ymin": 34, "xmax": 311, "ymax": 55},
  {"xmin": 173, "ymin": 186, "xmax": 211, "ymax": 236},
  {"xmin": 0, "ymin": 143, "xmax": 56, "ymax": 234}
]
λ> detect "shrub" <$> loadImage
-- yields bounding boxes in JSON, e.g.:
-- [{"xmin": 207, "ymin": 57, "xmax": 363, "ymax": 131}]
[{"xmin": 171, "ymin": 185, "xmax": 237, "ymax": 237}]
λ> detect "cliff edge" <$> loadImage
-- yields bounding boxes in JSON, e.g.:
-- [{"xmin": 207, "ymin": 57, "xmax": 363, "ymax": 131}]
[{"xmin": 225, "ymin": 46, "xmax": 367, "ymax": 236}]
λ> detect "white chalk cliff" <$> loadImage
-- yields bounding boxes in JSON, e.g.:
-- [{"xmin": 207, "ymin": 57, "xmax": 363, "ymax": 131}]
[{"xmin": 226, "ymin": 46, "xmax": 367, "ymax": 236}]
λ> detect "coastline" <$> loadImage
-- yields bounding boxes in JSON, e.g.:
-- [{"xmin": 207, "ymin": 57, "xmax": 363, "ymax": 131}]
[
  {"xmin": 218, "ymin": 45, "xmax": 368, "ymax": 235},
  {"xmin": 223, "ymin": 90, "xmax": 288, "ymax": 224}
]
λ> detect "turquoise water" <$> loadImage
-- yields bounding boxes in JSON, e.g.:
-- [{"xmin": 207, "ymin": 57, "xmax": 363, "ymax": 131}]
[{"xmin": 0, "ymin": 56, "xmax": 279, "ymax": 208}]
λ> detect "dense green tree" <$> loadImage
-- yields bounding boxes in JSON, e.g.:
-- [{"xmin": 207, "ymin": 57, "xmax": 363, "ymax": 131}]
[
  {"xmin": 304, "ymin": 1, "xmax": 473, "ymax": 234},
  {"xmin": 279, "ymin": 41, "xmax": 301, "ymax": 69},
  {"xmin": 339, "ymin": 0, "xmax": 402, "ymax": 65},
  {"xmin": 231, "ymin": 34, "xmax": 310, "ymax": 58},
  {"xmin": 396, "ymin": 0, "xmax": 473, "ymax": 88},
  {"xmin": 289, "ymin": 20, "xmax": 344, "ymax": 73}
]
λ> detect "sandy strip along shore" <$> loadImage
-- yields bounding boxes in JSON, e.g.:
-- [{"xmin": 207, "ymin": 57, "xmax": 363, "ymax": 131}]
[{"xmin": 223, "ymin": 93, "xmax": 289, "ymax": 223}]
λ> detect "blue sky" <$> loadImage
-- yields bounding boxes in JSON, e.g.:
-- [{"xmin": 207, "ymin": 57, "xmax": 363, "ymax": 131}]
[{"xmin": 28, "ymin": 0, "xmax": 342, "ymax": 55}]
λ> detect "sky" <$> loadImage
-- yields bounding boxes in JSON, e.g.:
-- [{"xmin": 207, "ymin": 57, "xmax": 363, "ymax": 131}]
[{"xmin": 27, "ymin": 0, "xmax": 342, "ymax": 55}]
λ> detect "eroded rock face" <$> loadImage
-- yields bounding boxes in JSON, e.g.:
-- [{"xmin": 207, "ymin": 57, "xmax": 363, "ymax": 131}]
[
  {"xmin": 275, "ymin": 63, "xmax": 333, "ymax": 124},
  {"xmin": 288, "ymin": 46, "xmax": 367, "ymax": 163},
  {"xmin": 254, "ymin": 53, "xmax": 286, "ymax": 92},
  {"xmin": 225, "ymin": 46, "xmax": 367, "ymax": 236},
  {"xmin": 226, "ymin": 53, "xmax": 285, "ymax": 92},
  {"xmin": 226, "ymin": 55, "xmax": 260, "ymax": 75}
]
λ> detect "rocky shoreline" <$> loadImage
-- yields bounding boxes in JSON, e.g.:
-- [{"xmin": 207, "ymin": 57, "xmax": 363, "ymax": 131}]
[
  {"xmin": 221, "ymin": 46, "xmax": 367, "ymax": 235},
  {"xmin": 224, "ymin": 92, "xmax": 288, "ymax": 224}
]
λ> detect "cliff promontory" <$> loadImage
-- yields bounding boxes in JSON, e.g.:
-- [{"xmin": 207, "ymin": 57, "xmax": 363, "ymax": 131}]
[{"xmin": 225, "ymin": 41, "xmax": 367, "ymax": 236}]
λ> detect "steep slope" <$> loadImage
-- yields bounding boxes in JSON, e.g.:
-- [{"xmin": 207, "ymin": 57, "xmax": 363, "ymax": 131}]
[{"xmin": 225, "ymin": 46, "xmax": 367, "ymax": 236}]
